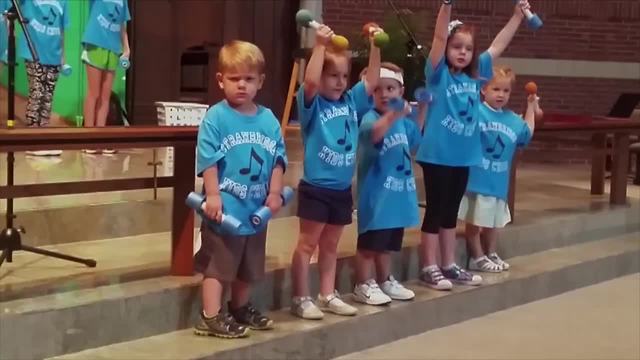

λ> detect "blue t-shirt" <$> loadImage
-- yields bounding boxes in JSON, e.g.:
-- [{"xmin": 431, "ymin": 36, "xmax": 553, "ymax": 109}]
[
  {"xmin": 18, "ymin": 0, "xmax": 69, "ymax": 66},
  {"xmin": 82, "ymin": 0, "xmax": 130, "ymax": 54},
  {"xmin": 357, "ymin": 109, "xmax": 422, "ymax": 234},
  {"xmin": 0, "ymin": 0, "xmax": 11, "ymax": 63},
  {"xmin": 196, "ymin": 101, "xmax": 288, "ymax": 236},
  {"xmin": 416, "ymin": 51, "xmax": 493, "ymax": 167},
  {"xmin": 297, "ymin": 81, "xmax": 371, "ymax": 190},
  {"xmin": 466, "ymin": 103, "xmax": 532, "ymax": 200}
]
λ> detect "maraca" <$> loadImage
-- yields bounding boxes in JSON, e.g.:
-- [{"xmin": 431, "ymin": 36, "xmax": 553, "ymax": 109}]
[
  {"xmin": 249, "ymin": 186, "xmax": 295, "ymax": 228},
  {"xmin": 525, "ymin": 81, "xmax": 544, "ymax": 121},
  {"xmin": 525, "ymin": 81, "xmax": 537, "ymax": 95},
  {"xmin": 362, "ymin": 22, "xmax": 389, "ymax": 48},
  {"xmin": 119, "ymin": 56, "xmax": 130, "ymax": 70},
  {"xmin": 61, "ymin": 64, "xmax": 72, "ymax": 76},
  {"xmin": 296, "ymin": 9, "xmax": 349, "ymax": 50},
  {"xmin": 413, "ymin": 87, "xmax": 434, "ymax": 104},
  {"xmin": 185, "ymin": 192, "xmax": 242, "ymax": 235},
  {"xmin": 515, "ymin": 0, "xmax": 543, "ymax": 30}
]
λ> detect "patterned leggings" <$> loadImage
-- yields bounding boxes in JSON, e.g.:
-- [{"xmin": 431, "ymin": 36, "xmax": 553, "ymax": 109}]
[{"xmin": 25, "ymin": 61, "xmax": 60, "ymax": 127}]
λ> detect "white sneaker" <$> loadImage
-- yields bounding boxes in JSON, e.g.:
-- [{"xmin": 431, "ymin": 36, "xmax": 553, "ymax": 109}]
[
  {"xmin": 290, "ymin": 296, "xmax": 324, "ymax": 320},
  {"xmin": 353, "ymin": 279, "xmax": 392, "ymax": 305},
  {"xmin": 317, "ymin": 290, "xmax": 358, "ymax": 316},
  {"xmin": 380, "ymin": 275, "xmax": 415, "ymax": 301},
  {"xmin": 102, "ymin": 149, "xmax": 117, "ymax": 154}
]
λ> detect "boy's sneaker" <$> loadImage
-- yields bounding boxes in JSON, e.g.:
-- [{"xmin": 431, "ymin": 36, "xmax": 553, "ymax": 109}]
[
  {"xmin": 442, "ymin": 264, "xmax": 482, "ymax": 286},
  {"xmin": 419, "ymin": 266, "xmax": 453, "ymax": 290},
  {"xmin": 229, "ymin": 302, "xmax": 274, "ymax": 330},
  {"xmin": 194, "ymin": 311, "xmax": 249, "ymax": 339},
  {"xmin": 291, "ymin": 296, "xmax": 324, "ymax": 320},
  {"xmin": 488, "ymin": 253, "xmax": 510, "ymax": 271},
  {"xmin": 317, "ymin": 290, "xmax": 358, "ymax": 316},
  {"xmin": 380, "ymin": 275, "xmax": 415, "ymax": 301},
  {"xmin": 353, "ymin": 279, "xmax": 392, "ymax": 305}
]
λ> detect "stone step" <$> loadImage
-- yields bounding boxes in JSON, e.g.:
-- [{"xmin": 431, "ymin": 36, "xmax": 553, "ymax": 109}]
[
  {"xmin": 50, "ymin": 233, "xmax": 640, "ymax": 360},
  {"xmin": 0, "ymin": 204, "xmax": 637, "ymax": 359},
  {"xmin": 2, "ymin": 204, "xmax": 637, "ymax": 302}
]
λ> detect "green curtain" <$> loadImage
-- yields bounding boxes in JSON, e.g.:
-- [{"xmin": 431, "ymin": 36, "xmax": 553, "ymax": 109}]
[{"xmin": 1, "ymin": 1, "xmax": 127, "ymax": 126}]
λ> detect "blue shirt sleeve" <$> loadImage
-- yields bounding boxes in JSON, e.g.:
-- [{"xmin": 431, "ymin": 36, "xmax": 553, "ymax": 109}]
[
  {"xmin": 62, "ymin": 1, "xmax": 70, "ymax": 29},
  {"xmin": 478, "ymin": 51, "xmax": 493, "ymax": 84},
  {"xmin": 358, "ymin": 110, "xmax": 379, "ymax": 148},
  {"xmin": 404, "ymin": 118, "xmax": 422, "ymax": 153},
  {"xmin": 272, "ymin": 120, "xmax": 288, "ymax": 172},
  {"xmin": 516, "ymin": 120, "xmax": 533, "ymax": 148},
  {"xmin": 425, "ymin": 56, "xmax": 446, "ymax": 86},
  {"xmin": 196, "ymin": 109, "xmax": 225, "ymax": 177},
  {"xmin": 124, "ymin": 0, "xmax": 131, "ymax": 22},
  {"xmin": 296, "ymin": 84, "xmax": 319, "ymax": 130},
  {"xmin": 347, "ymin": 81, "xmax": 372, "ymax": 122}
]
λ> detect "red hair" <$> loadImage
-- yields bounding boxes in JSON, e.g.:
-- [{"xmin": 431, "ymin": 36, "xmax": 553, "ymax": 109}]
[{"xmin": 446, "ymin": 23, "xmax": 479, "ymax": 78}]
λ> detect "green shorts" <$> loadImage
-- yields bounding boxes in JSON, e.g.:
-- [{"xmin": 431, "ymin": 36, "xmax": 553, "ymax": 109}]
[{"xmin": 82, "ymin": 45, "xmax": 118, "ymax": 72}]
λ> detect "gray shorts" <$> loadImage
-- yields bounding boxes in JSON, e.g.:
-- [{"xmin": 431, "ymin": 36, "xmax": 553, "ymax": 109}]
[{"xmin": 194, "ymin": 225, "xmax": 267, "ymax": 283}]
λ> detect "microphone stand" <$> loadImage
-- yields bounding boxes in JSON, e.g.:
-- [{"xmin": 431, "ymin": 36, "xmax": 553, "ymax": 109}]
[{"xmin": 0, "ymin": 0, "xmax": 96, "ymax": 268}]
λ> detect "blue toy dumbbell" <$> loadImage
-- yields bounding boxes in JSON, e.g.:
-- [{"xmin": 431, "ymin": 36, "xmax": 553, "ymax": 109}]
[
  {"xmin": 119, "ymin": 56, "xmax": 130, "ymax": 70},
  {"xmin": 186, "ymin": 192, "xmax": 242, "ymax": 234},
  {"xmin": 61, "ymin": 64, "xmax": 72, "ymax": 76},
  {"xmin": 250, "ymin": 186, "xmax": 295, "ymax": 228},
  {"xmin": 515, "ymin": 0, "xmax": 543, "ymax": 30},
  {"xmin": 413, "ymin": 87, "xmax": 433, "ymax": 104}
]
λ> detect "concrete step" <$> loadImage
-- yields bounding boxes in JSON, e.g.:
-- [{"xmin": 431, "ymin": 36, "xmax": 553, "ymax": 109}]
[
  {"xmin": 49, "ymin": 233, "xmax": 640, "ymax": 360},
  {"xmin": 0, "ymin": 204, "xmax": 637, "ymax": 359},
  {"xmin": 2, "ymin": 204, "xmax": 638, "ymax": 302}
]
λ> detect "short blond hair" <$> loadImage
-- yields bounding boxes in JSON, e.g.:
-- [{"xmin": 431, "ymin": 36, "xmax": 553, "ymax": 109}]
[
  {"xmin": 490, "ymin": 65, "xmax": 516, "ymax": 85},
  {"xmin": 218, "ymin": 40, "xmax": 265, "ymax": 73}
]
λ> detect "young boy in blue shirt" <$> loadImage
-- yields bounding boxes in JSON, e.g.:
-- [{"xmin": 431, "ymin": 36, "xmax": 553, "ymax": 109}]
[
  {"xmin": 353, "ymin": 62, "xmax": 427, "ymax": 305},
  {"xmin": 194, "ymin": 40, "xmax": 287, "ymax": 339}
]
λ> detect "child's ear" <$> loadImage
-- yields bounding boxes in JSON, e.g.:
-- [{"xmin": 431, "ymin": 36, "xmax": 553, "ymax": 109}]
[
  {"xmin": 480, "ymin": 86, "xmax": 487, "ymax": 98},
  {"xmin": 216, "ymin": 73, "xmax": 224, "ymax": 89},
  {"xmin": 399, "ymin": 86, "xmax": 405, "ymax": 97},
  {"xmin": 258, "ymin": 74, "xmax": 265, "ymax": 90}
]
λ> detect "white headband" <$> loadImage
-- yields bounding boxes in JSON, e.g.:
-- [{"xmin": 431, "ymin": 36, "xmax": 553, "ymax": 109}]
[
  {"xmin": 448, "ymin": 20, "xmax": 464, "ymax": 35},
  {"xmin": 379, "ymin": 67, "xmax": 404, "ymax": 85}
]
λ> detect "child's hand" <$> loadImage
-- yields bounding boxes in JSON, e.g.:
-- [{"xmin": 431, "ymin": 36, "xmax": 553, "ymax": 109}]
[
  {"xmin": 393, "ymin": 100, "xmax": 412, "ymax": 117},
  {"xmin": 265, "ymin": 192, "xmax": 283, "ymax": 215},
  {"xmin": 316, "ymin": 25, "xmax": 334, "ymax": 47},
  {"xmin": 527, "ymin": 94, "xmax": 544, "ymax": 121},
  {"xmin": 204, "ymin": 194, "xmax": 223, "ymax": 223},
  {"xmin": 514, "ymin": 0, "xmax": 531, "ymax": 19}
]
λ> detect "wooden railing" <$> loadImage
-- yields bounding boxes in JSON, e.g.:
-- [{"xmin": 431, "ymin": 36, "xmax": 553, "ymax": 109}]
[
  {"xmin": 508, "ymin": 116, "xmax": 640, "ymax": 220},
  {"xmin": 0, "ymin": 126, "xmax": 199, "ymax": 275}
]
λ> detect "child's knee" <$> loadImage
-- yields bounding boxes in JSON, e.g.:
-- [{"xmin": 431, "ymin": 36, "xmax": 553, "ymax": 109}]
[{"xmin": 296, "ymin": 238, "xmax": 318, "ymax": 255}]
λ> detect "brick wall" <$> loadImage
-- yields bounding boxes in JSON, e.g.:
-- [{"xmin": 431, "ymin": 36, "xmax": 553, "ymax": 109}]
[{"xmin": 323, "ymin": 0, "xmax": 640, "ymax": 164}]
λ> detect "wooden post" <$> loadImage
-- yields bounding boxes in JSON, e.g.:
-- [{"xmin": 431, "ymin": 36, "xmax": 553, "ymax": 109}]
[
  {"xmin": 590, "ymin": 133, "xmax": 607, "ymax": 195},
  {"xmin": 610, "ymin": 132, "xmax": 630, "ymax": 205},
  {"xmin": 171, "ymin": 144, "xmax": 196, "ymax": 275}
]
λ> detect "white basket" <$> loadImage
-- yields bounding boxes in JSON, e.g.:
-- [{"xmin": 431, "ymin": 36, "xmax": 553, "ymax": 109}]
[
  {"xmin": 155, "ymin": 101, "xmax": 209, "ymax": 126},
  {"xmin": 155, "ymin": 101, "xmax": 208, "ymax": 175}
]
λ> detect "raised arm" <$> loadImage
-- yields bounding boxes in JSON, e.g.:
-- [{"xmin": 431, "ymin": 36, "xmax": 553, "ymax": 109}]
[
  {"xmin": 303, "ymin": 25, "xmax": 333, "ymax": 103},
  {"xmin": 487, "ymin": 0, "xmax": 527, "ymax": 59},
  {"xmin": 364, "ymin": 37, "xmax": 381, "ymax": 95},
  {"xmin": 523, "ymin": 94, "xmax": 539, "ymax": 134},
  {"xmin": 428, "ymin": 2, "xmax": 453, "ymax": 69}
]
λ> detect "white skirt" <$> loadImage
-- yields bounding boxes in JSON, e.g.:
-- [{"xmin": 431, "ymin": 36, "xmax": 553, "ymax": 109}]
[{"xmin": 458, "ymin": 192, "xmax": 511, "ymax": 228}]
